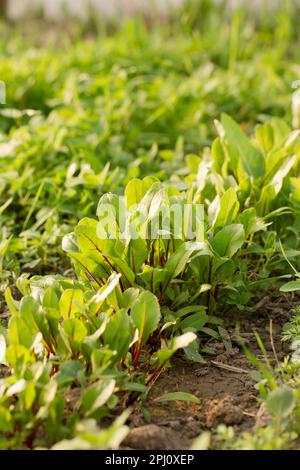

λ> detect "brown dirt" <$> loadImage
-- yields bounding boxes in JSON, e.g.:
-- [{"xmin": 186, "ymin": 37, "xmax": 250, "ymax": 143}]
[
  {"xmin": 0, "ymin": 365, "xmax": 10, "ymax": 378},
  {"xmin": 124, "ymin": 292, "xmax": 296, "ymax": 450}
]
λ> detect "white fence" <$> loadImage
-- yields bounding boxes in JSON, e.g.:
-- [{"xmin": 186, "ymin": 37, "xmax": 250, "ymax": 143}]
[
  {"xmin": 6, "ymin": 0, "xmax": 284, "ymax": 20},
  {"xmin": 7, "ymin": 0, "xmax": 183, "ymax": 20}
]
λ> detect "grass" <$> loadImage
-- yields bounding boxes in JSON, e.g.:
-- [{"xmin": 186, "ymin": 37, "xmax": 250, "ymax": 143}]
[{"xmin": 1, "ymin": 0, "xmax": 300, "ymax": 450}]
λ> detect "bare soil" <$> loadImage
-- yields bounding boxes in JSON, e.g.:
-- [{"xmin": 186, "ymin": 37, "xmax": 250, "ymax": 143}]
[{"xmin": 124, "ymin": 292, "xmax": 296, "ymax": 450}]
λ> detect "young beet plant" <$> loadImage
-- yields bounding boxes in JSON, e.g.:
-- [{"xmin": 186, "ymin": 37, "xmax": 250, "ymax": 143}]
[
  {"xmin": 60, "ymin": 177, "xmax": 269, "ymax": 355},
  {"xmin": 185, "ymin": 115, "xmax": 300, "ymax": 299},
  {"xmin": 1, "ymin": 269, "xmax": 197, "ymax": 448},
  {"xmin": 2, "ymin": 114, "xmax": 299, "ymax": 447},
  {"xmin": 212, "ymin": 114, "xmax": 300, "ymax": 217},
  {"xmin": 0, "ymin": 133, "xmax": 266, "ymax": 448}
]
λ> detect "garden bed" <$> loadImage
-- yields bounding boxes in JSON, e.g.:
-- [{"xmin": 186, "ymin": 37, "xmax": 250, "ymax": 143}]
[{"xmin": 125, "ymin": 292, "xmax": 295, "ymax": 449}]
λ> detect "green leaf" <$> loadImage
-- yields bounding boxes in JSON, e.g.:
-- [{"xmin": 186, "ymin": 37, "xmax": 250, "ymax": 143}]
[
  {"xmin": 41, "ymin": 380, "xmax": 57, "ymax": 406},
  {"xmin": 175, "ymin": 305, "xmax": 207, "ymax": 318},
  {"xmin": 108, "ymin": 256, "xmax": 135, "ymax": 286},
  {"xmin": 103, "ymin": 309, "xmax": 131, "ymax": 363},
  {"xmin": 32, "ymin": 306, "xmax": 57, "ymax": 353},
  {"xmin": 255, "ymin": 123, "xmax": 274, "ymax": 153},
  {"xmin": 153, "ymin": 332, "xmax": 197, "ymax": 367},
  {"xmin": 75, "ymin": 220, "xmax": 117, "ymax": 258},
  {"xmin": 125, "ymin": 178, "xmax": 144, "ymax": 208},
  {"xmin": 180, "ymin": 312, "xmax": 208, "ymax": 331},
  {"xmin": 190, "ymin": 432, "xmax": 210, "ymax": 450},
  {"xmin": 120, "ymin": 288, "xmax": 140, "ymax": 309},
  {"xmin": 97, "ymin": 193, "xmax": 122, "ymax": 230},
  {"xmin": 131, "ymin": 291, "xmax": 161, "ymax": 345},
  {"xmin": 127, "ymin": 238, "xmax": 148, "ymax": 273},
  {"xmin": 59, "ymin": 289, "xmax": 84, "ymax": 319},
  {"xmin": 154, "ymin": 391, "xmax": 200, "ymax": 404},
  {"xmin": 220, "ymin": 113, "xmax": 265, "ymax": 178},
  {"xmin": 56, "ymin": 360, "xmax": 85, "ymax": 387},
  {"xmin": 184, "ymin": 338, "xmax": 206, "ymax": 364},
  {"xmin": 81, "ymin": 379, "xmax": 116, "ymax": 416},
  {"xmin": 8, "ymin": 316, "xmax": 35, "ymax": 349},
  {"xmin": 266, "ymin": 386, "xmax": 295, "ymax": 418},
  {"xmin": 213, "ymin": 224, "xmax": 245, "ymax": 258},
  {"xmin": 0, "ymin": 407, "xmax": 13, "ymax": 433},
  {"xmin": 24, "ymin": 382, "xmax": 36, "ymax": 410},
  {"xmin": 123, "ymin": 382, "xmax": 147, "ymax": 393},
  {"xmin": 63, "ymin": 318, "xmax": 88, "ymax": 342},
  {"xmin": 5, "ymin": 344, "xmax": 32, "ymax": 370},
  {"xmin": 138, "ymin": 266, "xmax": 169, "ymax": 292},
  {"xmin": 88, "ymin": 273, "xmax": 121, "ymax": 313},
  {"xmin": 4, "ymin": 287, "xmax": 19, "ymax": 316},
  {"xmin": 239, "ymin": 207, "xmax": 267, "ymax": 238},
  {"xmin": 52, "ymin": 411, "xmax": 130, "ymax": 450},
  {"xmin": 214, "ymin": 188, "xmax": 240, "ymax": 229},
  {"xmin": 199, "ymin": 327, "xmax": 219, "ymax": 339},
  {"xmin": 280, "ymin": 280, "xmax": 300, "ymax": 292},
  {"xmin": 43, "ymin": 287, "xmax": 59, "ymax": 310},
  {"xmin": 163, "ymin": 244, "xmax": 192, "ymax": 288},
  {"xmin": 7, "ymin": 379, "xmax": 27, "ymax": 396}
]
